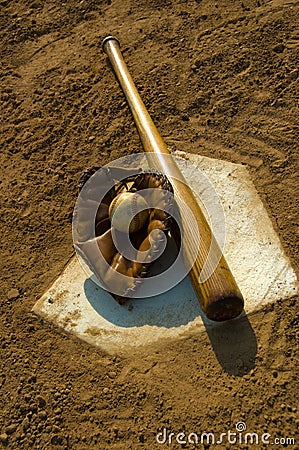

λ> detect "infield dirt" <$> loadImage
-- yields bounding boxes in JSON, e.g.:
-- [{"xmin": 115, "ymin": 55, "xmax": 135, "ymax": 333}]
[{"xmin": 1, "ymin": 0, "xmax": 298, "ymax": 449}]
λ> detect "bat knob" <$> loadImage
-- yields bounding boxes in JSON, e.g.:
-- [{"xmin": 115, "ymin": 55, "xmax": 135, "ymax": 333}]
[{"xmin": 102, "ymin": 35, "xmax": 120, "ymax": 53}]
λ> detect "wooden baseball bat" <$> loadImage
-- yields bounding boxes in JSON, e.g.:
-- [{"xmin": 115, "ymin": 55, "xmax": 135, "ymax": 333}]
[{"xmin": 102, "ymin": 36, "xmax": 244, "ymax": 321}]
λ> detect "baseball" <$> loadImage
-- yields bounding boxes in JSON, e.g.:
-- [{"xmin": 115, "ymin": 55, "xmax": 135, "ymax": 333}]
[{"xmin": 109, "ymin": 192, "xmax": 149, "ymax": 233}]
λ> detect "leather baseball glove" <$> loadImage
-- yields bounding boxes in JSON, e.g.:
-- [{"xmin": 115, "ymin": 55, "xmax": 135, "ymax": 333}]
[{"xmin": 74, "ymin": 166, "xmax": 174, "ymax": 304}]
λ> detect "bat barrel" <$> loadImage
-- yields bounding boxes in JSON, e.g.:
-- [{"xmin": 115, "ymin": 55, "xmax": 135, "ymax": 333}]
[{"xmin": 102, "ymin": 36, "xmax": 244, "ymax": 321}]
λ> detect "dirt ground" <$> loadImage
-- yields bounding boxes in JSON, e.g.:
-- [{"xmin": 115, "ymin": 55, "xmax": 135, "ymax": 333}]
[{"xmin": 1, "ymin": 0, "xmax": 298, "ymax": 449}]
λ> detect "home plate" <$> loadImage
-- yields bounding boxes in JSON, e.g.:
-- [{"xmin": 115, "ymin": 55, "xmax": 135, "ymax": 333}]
[{"xmin": 33, "ymin": 152, "xmax": 298, "ymax": 355}]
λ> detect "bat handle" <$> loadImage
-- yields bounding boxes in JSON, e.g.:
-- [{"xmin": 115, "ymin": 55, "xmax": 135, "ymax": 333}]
[{"xmin": 102, "ymin": 36, "xmax": 244, "ymax": 321}]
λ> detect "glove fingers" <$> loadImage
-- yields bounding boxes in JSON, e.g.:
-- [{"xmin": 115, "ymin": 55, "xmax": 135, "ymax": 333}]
[
  {"xmin": 110, "ymin": 254, "xmax": 133, "ymax": 277},
  {"xmin": 132, "ymin": 228, "xmax": 165, "ymax": 276},
  {"xmin": 105, "ymin": 254, "xmax": 136, "ymax": 298},
  {"xmin": 149, "ymin": 209, "xmax": 170, "ymax": 225}
]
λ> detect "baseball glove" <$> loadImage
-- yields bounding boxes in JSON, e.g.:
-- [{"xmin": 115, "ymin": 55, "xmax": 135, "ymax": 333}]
[{"xmin": 75, "ymin": 166, "xmax": 174, "ymax": 304}]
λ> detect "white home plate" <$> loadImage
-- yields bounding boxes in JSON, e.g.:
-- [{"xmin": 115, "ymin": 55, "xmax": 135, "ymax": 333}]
[{"xmin": 33, "ymin": 152, "xmax": 298, "ymax": 355}]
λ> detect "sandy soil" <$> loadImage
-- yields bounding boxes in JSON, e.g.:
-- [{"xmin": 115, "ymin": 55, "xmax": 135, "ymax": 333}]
[{"xmin": 1, "ymin": 0, "xmax": 298, "ymax": 449}]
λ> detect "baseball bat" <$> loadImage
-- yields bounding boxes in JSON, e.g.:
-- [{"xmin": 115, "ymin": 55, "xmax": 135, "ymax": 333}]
[{"xmin": 102, "ymin": 36, "xmax": 244, "ymax": 321}]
